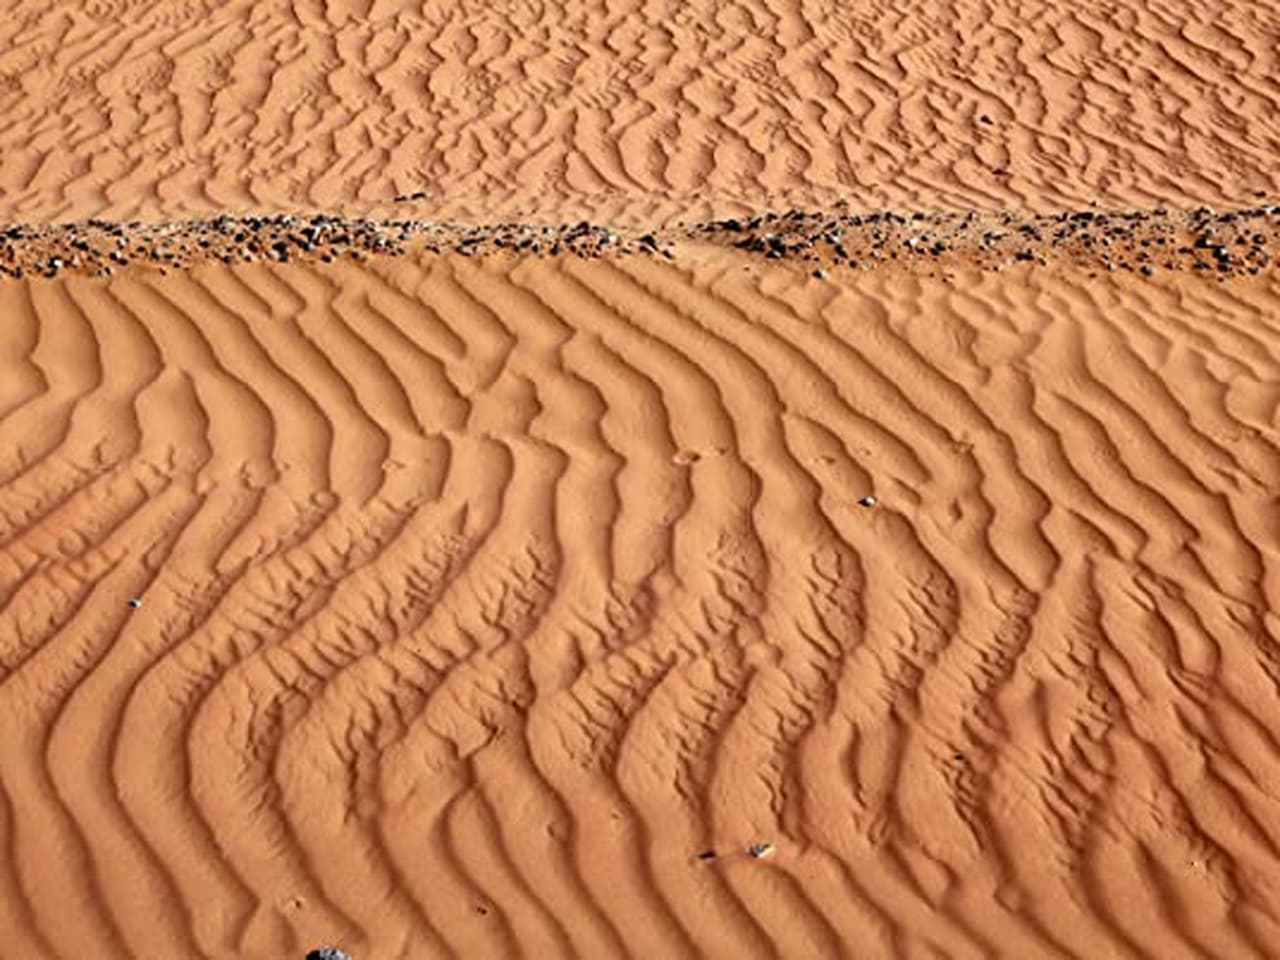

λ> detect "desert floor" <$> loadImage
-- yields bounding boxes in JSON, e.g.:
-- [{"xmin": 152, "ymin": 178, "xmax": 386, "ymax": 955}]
[{"xmin": 1, "ymin": 2, "xmax": 1279, "ymax": 959}]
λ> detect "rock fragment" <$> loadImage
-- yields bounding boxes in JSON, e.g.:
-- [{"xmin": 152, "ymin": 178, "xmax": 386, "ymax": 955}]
[{"xmin": 305, "ymin": 948, "xmax": 353, "ymax": 960}]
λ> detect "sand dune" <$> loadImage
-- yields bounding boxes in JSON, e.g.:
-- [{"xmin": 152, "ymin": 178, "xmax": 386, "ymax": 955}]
[
  {"xmin": 2, "ymin": 0, "xmax": 1280, "ymax": 223},
  {"xmin": 3, "ymin": 0, "xmax": 1280, "ymax": 957},
  {"xmin": 0, "ymin": 248, "xmax": 1276, "ymax": 958}
]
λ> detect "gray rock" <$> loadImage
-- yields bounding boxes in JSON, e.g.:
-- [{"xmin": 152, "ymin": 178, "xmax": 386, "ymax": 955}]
[{"xmin": 306, "ymin": 948, "xmax": 353, "ymax": 960}]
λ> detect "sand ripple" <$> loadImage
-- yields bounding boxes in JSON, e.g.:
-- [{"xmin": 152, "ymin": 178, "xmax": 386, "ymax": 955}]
[
  {"xmin": 1, "ymin": 0, "xmax": 1279, "ymax": 222},
  {"xmin": 0, "ymin": 250, "xmax": 1277, "ymax": 958}
]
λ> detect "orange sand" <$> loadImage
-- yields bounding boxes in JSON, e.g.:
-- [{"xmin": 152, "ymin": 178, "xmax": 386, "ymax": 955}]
[
  {"xmin": 1, "ymin": 2, "xmax": 1280, "ymax": 960},
  {"xmin": 2, "ymin": 0, "xmax": 1280, "ymax": 224}
]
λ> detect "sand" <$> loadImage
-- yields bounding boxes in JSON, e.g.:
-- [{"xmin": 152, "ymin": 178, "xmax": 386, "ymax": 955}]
[
  {"xmin": 1, "ymin": 2, "xmax": 1279, "ymax": 960},
  {"xmin": 3, "ymin": 0, "xmax": 1280, "ymax": 223}
]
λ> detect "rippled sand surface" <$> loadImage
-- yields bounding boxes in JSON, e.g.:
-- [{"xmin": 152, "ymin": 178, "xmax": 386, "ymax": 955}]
[
  {"xmin": 3, "ymin": 0, "xmax": 1280, "ymax": 222},
  {"xmin": 1, "ymin": 2, "xmax": 1279, "ymax": 959}
]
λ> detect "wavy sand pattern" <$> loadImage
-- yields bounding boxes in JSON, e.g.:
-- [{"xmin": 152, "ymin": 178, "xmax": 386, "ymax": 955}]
[
  {"xmin": 3, "ymin": 1, "xmax": 1280, "ymax": 959},
  {"xmin": 1, "ymin": 251, "xmax": 1278, "ymax": 958},
  {"xmin": 2, "ymin": 0, "xmax": 1280, "ymax": 222}
]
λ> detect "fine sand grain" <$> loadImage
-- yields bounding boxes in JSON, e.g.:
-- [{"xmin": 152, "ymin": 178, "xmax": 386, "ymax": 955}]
[{"xmin": 1, "ymin": 1, "xmax": 1280, "ymax": 959}]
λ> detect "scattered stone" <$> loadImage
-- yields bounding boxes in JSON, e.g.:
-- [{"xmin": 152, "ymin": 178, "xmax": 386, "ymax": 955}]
[
  {"xmin": 748, "ymin": 843, "xmax": 775, "ymax": 859},
  {"xmin": 697, "ymin": 850, "xmax": 717, "ymax": 861},
  {"xmin": 0, "ymin": 204, "xmax": 1276, "ymax": 280},
  {"xmin": 857, "ymin": 496, "xmax": 877, "ymax": 508},
  {"xmin": 127, "ymin": 598, "xmax": 143, "ymax": 609}
]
